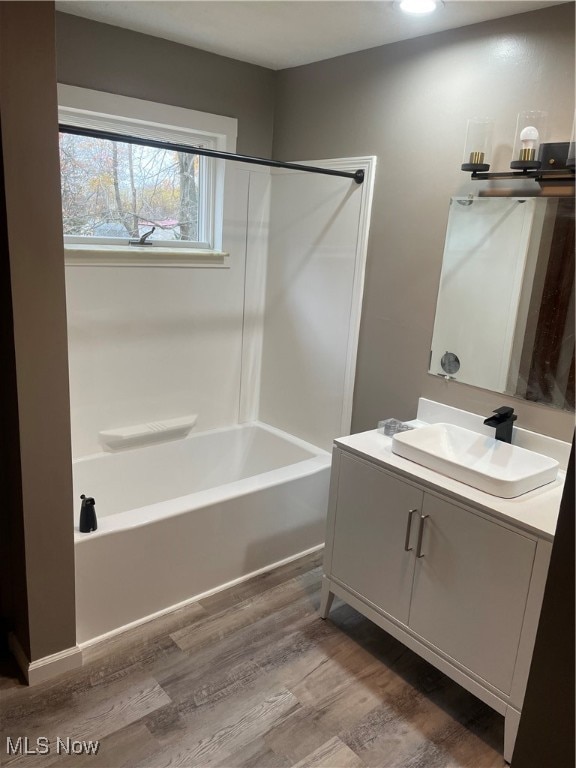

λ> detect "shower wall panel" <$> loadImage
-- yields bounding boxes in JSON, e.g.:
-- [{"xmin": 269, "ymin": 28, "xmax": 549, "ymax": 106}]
[
  {"xmin": 258, "ymin": 161, "xmax": 373, "ymax": 451},
  {"xmin": 65, "ymin": 166, "xmax": 251, "ymax": 458}
]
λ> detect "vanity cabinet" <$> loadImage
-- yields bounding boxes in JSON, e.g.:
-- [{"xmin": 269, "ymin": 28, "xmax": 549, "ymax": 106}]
[
  {"xmin": 408, "ymin": 490, "xmax": 535, "ymax": 694},
  {"xmin": 331, "ymin": 453, "xmax": 423, "ymax": 625},
  {"xmin": 321, "ymin": 445, "xmax": 553, "ymax": 763}
]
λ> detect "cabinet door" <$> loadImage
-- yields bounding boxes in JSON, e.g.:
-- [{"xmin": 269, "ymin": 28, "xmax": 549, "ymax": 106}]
[
  {"xmin": 409, "ymin": 493, "xmax": 536, "ymax": 694},
  {"xmin": 331, "ymin": 453, "xmax": 423, "ymax": 625}
]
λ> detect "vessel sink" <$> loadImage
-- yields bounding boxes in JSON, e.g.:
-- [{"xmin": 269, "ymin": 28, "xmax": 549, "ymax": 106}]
[{"xmin": 391, "ymin": 423, "xmax": 559, "ymax": 498}]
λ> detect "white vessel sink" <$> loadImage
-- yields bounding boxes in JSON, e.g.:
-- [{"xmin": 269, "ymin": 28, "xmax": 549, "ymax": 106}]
[{"xmin": 392, "ymin": 423, "xmax": 559, "ymax": 498}]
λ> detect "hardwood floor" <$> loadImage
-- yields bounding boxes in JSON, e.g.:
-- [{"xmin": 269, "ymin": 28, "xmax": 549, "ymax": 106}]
[{"xmin": 0, "ymin": 552, "xmax": 506, "ymax": 767}]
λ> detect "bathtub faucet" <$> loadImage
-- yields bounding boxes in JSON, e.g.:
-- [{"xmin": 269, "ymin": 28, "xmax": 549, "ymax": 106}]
[{"xmin": 79, "ymin": 494, "xmax": 97, "ymax": 533}]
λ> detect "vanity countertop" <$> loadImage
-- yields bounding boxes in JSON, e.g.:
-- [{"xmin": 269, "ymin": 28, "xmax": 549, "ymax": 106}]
[{"xmin": 335, "ymin": 429, "xmax": 564, "ymax": 541}]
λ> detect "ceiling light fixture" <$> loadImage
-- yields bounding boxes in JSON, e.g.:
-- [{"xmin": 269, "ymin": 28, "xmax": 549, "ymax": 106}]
[{"xmin": 398, "ymin": 0, "xmax": 440, "ymax": 15}]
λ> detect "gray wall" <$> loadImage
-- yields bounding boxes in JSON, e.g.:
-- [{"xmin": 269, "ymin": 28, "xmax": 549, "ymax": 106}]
[
  {"xmin": 55, "ymin": 12, "xmax": 276, "ymax": 157},
  {"xmin": 0, "ymin": 1, "xmax": 76, "ymax": 661},
  {"xmin": 273, "ymin": 3, "xmax": 575, "ymax": 441}
]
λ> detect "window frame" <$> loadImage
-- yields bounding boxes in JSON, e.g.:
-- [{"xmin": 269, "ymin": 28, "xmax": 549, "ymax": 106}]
[
  {"xmin": 57, "ymin": 85, "xmax": 237, "ymax": 254},
  {"xmin": 60, "ymin": 139, "xmax": 212, "ymax": 249}
]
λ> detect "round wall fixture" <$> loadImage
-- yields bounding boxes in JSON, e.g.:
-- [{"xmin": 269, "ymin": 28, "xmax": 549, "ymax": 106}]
[{"xmin": 441, "ymin": 351, "xmax": 460, "ymax": 375}]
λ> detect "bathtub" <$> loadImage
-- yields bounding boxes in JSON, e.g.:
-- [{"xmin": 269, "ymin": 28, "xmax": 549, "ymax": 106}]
[{"xmin": 73, "ymin": 422, "xmax": 331, "ymax": 644}]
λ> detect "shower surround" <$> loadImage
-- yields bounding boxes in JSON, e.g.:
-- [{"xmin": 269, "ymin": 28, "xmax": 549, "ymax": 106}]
[{"xmin": 66, "ymin": 159, "xmax": 375, "ymax": 644}]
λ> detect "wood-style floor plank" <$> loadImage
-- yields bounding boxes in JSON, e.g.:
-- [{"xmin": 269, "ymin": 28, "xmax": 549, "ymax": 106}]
[
  {"xmin": 2, "ymin": 677, "xmax": 170, "ymax": 768},
  {"xmin": 0, "ymin": 551, "xmax": 506, "ymax": 768},
  {"xmin": 213, "ymin": 737, "xmax": 291, "ymax": 768},
  {"xmin": 171, "ymin": 566, "xmax": 320, "ymax": 654},
  {"xmin": 197, "ymin": 552, "xmax": 324, "ymax": 617},
  {"xmin": 138, "ymin": 689, "xmax": 300, "ymax": 768},
  {"xmin": 291, "ymin": 736, "xmax": 366, "ymax": 768},
  {"xmin": 263, "ymin": 705, "xmax": 334, "ymax": 764},
  {"xmin": 43, "ymin": 722, "xmax": 161, "ymax": 768}
]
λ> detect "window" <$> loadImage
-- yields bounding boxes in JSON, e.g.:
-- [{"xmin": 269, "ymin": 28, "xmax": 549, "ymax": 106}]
[
  {"xmin": 57, "ymin": 86, "xmax": 237, "ymax": 254},
  {"xmin": 59, "ymin": 132, "xmax": 207, "ymax": 245}
]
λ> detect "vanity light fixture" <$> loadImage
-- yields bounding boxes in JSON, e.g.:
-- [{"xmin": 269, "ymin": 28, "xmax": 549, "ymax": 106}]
[
  {"xmin": 398, "ymin": 0, "xmax": 441, "ymax": 15},
  {"xmin": 461, "ymin": 118, "xmax": 494, "ymax": 171},
  {"xmin": 461, "ymin": 109, "xmax": 574, "ymax": 187},
  {"xmin": 510, "ymin": 110, "xmax": 547, "ymax": 169}
]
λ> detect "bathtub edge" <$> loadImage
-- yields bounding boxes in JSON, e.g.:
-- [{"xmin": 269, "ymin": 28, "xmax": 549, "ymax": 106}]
[{"xmin": 74, "ymin": 454, "xmax": 331, "ymax": 541}]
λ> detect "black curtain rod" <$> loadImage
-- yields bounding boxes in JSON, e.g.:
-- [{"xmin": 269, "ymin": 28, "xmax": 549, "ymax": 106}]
[{"xmin": 59, "ymin": 124, "xmax": 365, "ymax": 184}]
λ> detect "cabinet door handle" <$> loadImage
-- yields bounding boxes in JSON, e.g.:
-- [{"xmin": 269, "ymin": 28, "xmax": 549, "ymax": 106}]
[
  {"xmin": 404, "ymin": 509, "xmax": 418, "ymax": 551},
  {"xmin": 416, "ymin": 514, "xmax": 429, "ymax": 558}
]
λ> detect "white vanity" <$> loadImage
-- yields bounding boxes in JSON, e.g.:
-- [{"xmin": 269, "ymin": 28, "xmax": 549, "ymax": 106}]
[{"xmin": 320, "ymin": 399, "xmax": 569, "ymax": 763}]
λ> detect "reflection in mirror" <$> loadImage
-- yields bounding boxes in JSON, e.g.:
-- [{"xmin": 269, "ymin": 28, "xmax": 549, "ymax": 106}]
[{"xmin": 430, "ymin": 196, "xmax": 575, "ymax": 411}]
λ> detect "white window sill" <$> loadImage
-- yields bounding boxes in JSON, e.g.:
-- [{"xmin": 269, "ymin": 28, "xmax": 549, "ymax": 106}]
[{"xmin": 64, "ymin": 244, "xmax": 230, "ymax": 268}]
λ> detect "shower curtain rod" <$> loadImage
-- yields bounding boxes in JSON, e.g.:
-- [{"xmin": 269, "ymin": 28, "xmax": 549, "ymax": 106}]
[{"xmin": 59, "ymin": 124, "xmax": 365, "ymax": 184}]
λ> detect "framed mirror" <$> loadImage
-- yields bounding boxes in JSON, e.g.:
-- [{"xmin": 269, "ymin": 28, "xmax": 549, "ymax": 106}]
[{"xmin": 430, "ymin": 196, "xmax": 575, "ymax": 411}]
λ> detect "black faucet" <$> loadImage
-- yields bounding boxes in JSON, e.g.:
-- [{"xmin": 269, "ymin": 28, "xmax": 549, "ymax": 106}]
[{"xmin": 483, "ymin": 406, "xmax": 517, "ymax": 443}]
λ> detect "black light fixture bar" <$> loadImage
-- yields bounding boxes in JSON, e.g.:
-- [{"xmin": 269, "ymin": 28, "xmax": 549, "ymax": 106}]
[
  {"xmin": 59, "ymin": 124, "xmax": 365, "ymax": 184},
  {"xmin": 471, "ymin": 169, "xmax": 575, "ymax": 183}
]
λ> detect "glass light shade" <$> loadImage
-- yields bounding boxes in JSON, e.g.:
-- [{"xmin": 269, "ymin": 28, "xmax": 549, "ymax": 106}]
[
  {"xmin": 461, "ymin": 118, "xmax": 494, "ymax": 171},
  {"xmin": 511, "ymin": 110, "xmax": 547, "ymax": 170},
  {"xmin": 567, "ymin": 114, "xmax": 575, "ymax": 169}
]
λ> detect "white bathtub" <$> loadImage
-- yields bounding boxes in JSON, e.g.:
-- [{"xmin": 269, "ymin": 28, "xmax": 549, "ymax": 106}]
[{"xmin": 73, "ymin": 422, "xmax": 331, "ymax": 644}]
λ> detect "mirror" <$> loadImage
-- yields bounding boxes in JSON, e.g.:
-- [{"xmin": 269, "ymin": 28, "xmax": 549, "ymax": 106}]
[{"xmin": 430, "ymin": 196, "xmax": 575, "ymax": 411}]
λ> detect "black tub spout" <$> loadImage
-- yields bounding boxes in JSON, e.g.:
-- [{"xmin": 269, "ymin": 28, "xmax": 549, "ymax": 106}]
[{"xmin": 79, "ymin": 494, "xmax": 97, "ymax": 533}]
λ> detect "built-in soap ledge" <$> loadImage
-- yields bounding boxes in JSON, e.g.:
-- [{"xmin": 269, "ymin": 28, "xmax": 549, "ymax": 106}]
[{"xmin": 99, "ymin": 415, "xmax": 198, "ymax": 451}]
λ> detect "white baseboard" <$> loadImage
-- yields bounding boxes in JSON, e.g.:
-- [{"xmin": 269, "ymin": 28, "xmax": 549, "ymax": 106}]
[{"xmin": 9, "ymin": 633, "xmax": 82, "ymax": 686}]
